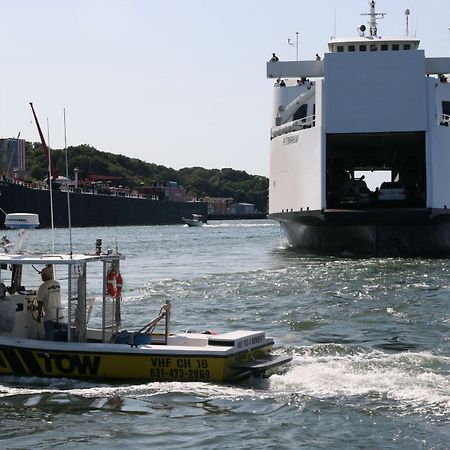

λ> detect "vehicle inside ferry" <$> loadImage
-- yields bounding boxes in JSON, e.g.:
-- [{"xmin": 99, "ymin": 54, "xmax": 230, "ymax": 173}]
[{"xmin": 326, "ymin": 131, "xmax": 426, "ymax": 209}]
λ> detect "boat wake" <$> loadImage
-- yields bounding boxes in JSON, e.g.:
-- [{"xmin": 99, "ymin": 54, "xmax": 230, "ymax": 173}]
[
  {"xmin": 269, "ymin": 344, "xmax": 450, "ymax": 416},
  {"xmin": 1, "ymin": 344, "xmax": 448, "ymax": 419},
  {"xmin": 206, "ymin": 222, "xmax": 276, "ymax": 228}
]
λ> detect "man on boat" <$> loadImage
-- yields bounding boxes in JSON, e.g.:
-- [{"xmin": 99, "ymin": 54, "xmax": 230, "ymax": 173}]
[
  {"xmin": 36, "ymin": 265, "xmax": 61, "ymax": 340},
  {"xmin": 270, "ymin": 53, "xmax": 279, "ymax": 62}
]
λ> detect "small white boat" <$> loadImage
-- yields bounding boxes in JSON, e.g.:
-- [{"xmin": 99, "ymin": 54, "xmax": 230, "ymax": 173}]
[
  {"xmin": 182, "ymin": 214, "xmax": 205, "ymax": 227},
  {"xmin": 0, "ymin": 215, "xmax": 290, "ymax": 382}
]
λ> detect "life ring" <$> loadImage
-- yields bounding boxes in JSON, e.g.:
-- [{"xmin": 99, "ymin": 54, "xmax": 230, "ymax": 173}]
[{"xmin": 107, "ymin": 269, "xmax": 123, "ymax": 298}]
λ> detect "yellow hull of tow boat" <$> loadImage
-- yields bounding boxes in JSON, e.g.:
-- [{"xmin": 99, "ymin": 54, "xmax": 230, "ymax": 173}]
[{"xmin": 0, "ymin": 338, "xmax": 288, "ymax": 382}]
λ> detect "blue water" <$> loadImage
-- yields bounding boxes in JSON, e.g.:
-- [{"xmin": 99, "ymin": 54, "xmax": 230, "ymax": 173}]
[{"xmin": 1, "ymin": 221, "xmax": 449, "ymax": 449}]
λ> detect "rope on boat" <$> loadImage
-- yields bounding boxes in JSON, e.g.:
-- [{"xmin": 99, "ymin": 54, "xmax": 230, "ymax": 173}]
[{"xmin": 137, "ymin": 304, "xmax": 170, "ymax": 335}]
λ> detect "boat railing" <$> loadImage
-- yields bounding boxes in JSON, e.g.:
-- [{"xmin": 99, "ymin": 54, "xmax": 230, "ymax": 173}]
[
  {"xmin": 7, "ymin": 178, "xmax": 47, "ymax": 190},
  {"xmin": 271, "ymin": 114, "xmax": 316, "ymax": 139},
  {"xmin": 439, "ymin": 113, "xmax": 450, "ymax": 126},
  {"xmin": 276, "ymin": 85, "xmax": 316, "ymax": 126},
  {"xmin": 4, "ymin": 178, "xmax": 161, "ymax": 201}
]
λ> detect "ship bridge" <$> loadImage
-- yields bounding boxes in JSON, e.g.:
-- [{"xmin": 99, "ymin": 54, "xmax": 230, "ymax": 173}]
[{"xmin": 328, "ymin": 36, "xmax": 420, "ymax": 54}]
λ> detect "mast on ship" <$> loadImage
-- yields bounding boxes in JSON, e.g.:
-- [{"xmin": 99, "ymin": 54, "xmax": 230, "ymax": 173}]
[{"xmin": 361, "ymin": 0, "xmax": 386, "ymax": 37}]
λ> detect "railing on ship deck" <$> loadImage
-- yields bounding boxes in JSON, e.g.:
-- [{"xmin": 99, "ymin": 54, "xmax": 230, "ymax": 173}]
[
  {"xmin": 0, "ymin": 177, "xmax": 150, "ymax": 199},
  {"xmin": 271, "ymin": 114, "xmax": 316, "ymax": 140}
]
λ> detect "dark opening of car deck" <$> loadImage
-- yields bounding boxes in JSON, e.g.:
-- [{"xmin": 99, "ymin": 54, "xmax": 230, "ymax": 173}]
[{"xmin": 326, "ymin": 132, "xmax": 426, "ymax": 209}]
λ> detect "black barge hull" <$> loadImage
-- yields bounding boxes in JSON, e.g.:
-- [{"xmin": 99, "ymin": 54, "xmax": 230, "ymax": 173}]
[
  {"xmin": 269, "ymin": 208, "xmax": 450, "ymax": 257},
  {"xmin": 0, "ymin": 181, "xmax": 207, "ymax": 228}
]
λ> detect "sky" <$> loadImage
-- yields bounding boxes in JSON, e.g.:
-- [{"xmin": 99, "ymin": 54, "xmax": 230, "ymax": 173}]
[{"xmin": 1, "ymin": 0, "xmax": 449, "ymax": 177}]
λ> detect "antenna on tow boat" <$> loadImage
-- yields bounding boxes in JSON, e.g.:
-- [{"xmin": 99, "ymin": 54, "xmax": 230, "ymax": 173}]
[
  {"xmin": 63, "ymin": 108, "xmax": 73, "ymax": 257},
  {"xmin": 46, "ymin": 117, "xmax": 55, "ymax": 252},
  {"xmin": 29, "ymin": 103, "xmax": 57, "ymax": 251}
]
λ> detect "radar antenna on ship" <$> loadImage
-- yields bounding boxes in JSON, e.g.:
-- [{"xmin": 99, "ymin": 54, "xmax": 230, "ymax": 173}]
[
  {"xmin": 287, "ymin": 31, "xmax": 299, "ymax": 61},
  {"xmin": 361, "ymin": 0, "xmax": 386, "ymax": 37},
  {"xmin": 405, "ymin": 9, "xmax": 410, "ymax": 37}
]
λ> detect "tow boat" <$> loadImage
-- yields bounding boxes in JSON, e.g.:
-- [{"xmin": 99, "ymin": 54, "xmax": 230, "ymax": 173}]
[{"xmin": 0, "ymin": 214, "xmax": 290, "ymax": 382}]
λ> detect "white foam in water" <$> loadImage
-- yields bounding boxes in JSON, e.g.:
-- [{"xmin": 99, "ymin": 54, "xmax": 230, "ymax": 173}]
[
  {"xmin": 206, "ymin": 223, "xmax": 276, "ymax": 228},
  {"xmin": 269, "ymin": 347, "xmax": 450, "ymax": 414},
  {"xmin": 0, "ymin": 378, "xmax": 253, "ymax": 402}
]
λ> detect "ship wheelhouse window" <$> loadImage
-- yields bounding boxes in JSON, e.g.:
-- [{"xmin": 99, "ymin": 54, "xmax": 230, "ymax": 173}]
[
  {"xmin": 443, "ymin": 101, "xmax": 450, "ymax": 116},
  {"xmin": 337, "ymin": 46, "xmax": 344, "ymax": 52},
  {"xmin": 359, "ymin": 45, "xmax": 367, "ymax": 52},
  {"xmin": 370, "ymin": 44, "xmax": 377, "ymax": 52},
  {"xmin": 392, "ymin": 44, "xmax": 400, "ymax": 51},
  {"xmin": 348, "ymin": 45, "xmax": 355, "ymax": 52},
  {"xmin": 381, "ymin": 44, "xmax": 388, "ymax": 51},
  {"xmin": 403, "ymin": 44, "xmax": 411, "ymax": 50}
]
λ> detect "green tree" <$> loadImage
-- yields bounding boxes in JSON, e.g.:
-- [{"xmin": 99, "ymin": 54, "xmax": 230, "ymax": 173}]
[{"xmin": 25, "ymin": 142, "xmax": 269, "ymax": 212}]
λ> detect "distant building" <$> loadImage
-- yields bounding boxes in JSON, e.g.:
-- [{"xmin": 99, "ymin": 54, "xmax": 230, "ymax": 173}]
[
  {"xmin": 204, "ymin": 198, "xmax": 256, "ymax": 215},
  {"xmin": 165, "ymin": 181, "xmax": 188, "ymax": 202},
  {"xmin": 141, "ymin": 181, "xmax": 188, "ymax": 202},
  {"xmin": 0, "ymin": 138, "xmax": 26, "ymax": 178},
  {"xmin": 229, "ymin": 202, "xmax": 255, "ymax": 215},
  {"xmin": 203, "ymin": 197, "xmax": 234, "ymax": 215}
]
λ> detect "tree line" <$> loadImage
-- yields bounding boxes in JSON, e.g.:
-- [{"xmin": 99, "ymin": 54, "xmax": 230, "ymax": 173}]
[{"xmin": 25, "ymin": 142, "xmax": 269, "ymax": 212}]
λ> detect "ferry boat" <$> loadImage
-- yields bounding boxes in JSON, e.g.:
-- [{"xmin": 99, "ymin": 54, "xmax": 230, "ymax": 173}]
[
  {"xmin": 267, "ymin": 1, "xmax": 450, "ymax": 256},
  {"xmin": 0, "ymin": 215, "xmax": 290, "ymax": 382}
]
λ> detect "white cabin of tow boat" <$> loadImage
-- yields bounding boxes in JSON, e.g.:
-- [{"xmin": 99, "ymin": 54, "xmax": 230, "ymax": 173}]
[{"xmin": 0, "ymin": 250, "xmax": 124, "ymax": 343}]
